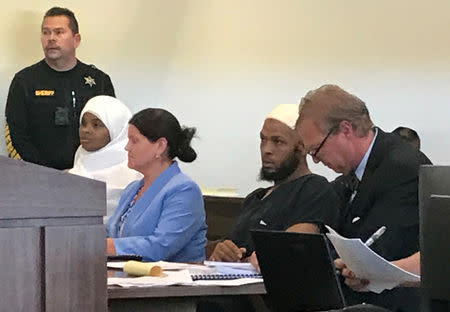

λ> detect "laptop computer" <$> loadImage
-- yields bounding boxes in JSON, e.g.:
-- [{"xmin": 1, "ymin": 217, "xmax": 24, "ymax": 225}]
[{"xmin": 251, "ymin": 230, "xmax": 346, "ymax": 312}]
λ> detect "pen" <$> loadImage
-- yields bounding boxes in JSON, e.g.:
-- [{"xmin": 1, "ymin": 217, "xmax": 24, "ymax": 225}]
[
  {"xmin": 72, "ymin": 91, "xmax": 76, "ymax": 118},
  {"xmin": 364, "ymin": 226, "xmax": 386, "ymax": 247},
  {"xmin": 71, "ymin": 91, "xmax": 76, "ymax": 108}
]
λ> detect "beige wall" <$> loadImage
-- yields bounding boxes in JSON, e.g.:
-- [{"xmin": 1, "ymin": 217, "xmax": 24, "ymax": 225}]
[{"xmin": 1, "ymin": 0, "xmax": 449, "ymax": 194}]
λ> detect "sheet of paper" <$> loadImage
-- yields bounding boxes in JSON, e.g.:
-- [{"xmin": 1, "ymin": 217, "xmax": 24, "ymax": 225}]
[
  {"xmin": 192, "ymin": 278, "xmax": 264, "ymax": 286},
  {"xmin": 107, "ymin": 261, "xmax": 212, "ymax": 273},
  {"xmin": 325, "ymin": 225, "xmax": 420, "ymax": 293},
  {"xmin": 108, "ymin": 269, "xmax": 193, "ymax": 287},
  {"xmin": 203, "ymin": 260, "xmax": 259, "ymax": 275}
]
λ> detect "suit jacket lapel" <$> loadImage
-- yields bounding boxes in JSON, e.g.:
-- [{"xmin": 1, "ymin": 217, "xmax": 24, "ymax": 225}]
[
  {"xmin": 348, "ymin": 128, "xmax": 387, "ymax": 217},
  {"xmin": 126, "ymin": 162, "xmax": 181, "ymax": 224}
]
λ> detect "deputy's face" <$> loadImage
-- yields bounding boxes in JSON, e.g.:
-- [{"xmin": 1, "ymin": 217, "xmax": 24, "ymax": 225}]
[
  {"xmin": 259, "ymin": 119, "xmax": 300, "ymax": 182},
  {"xmin": 299, "ymin": 119, "xmax": 352, "ymax": 174},
  {"xmin": 41, "ymin": 15, "xmax": 80, "ymax": 62},
  {"xmin": 79, "ymin": 112, "xmax": 111, "ymax": 152}
]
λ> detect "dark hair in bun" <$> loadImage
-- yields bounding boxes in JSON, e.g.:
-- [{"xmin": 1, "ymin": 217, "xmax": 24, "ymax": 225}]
[{"xmin": 129, "ymin": 108, "xmax": 197, "ymax": 162}]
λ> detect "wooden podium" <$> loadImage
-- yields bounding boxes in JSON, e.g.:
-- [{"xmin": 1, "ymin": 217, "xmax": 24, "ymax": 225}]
[{"xmin": 0, "ymin": 156, "xmax": 107, "ymax": 312}]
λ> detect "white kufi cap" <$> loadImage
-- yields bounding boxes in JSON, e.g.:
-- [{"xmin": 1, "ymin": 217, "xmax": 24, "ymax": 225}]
[{"xmin": 265, "ymin": 104, "xmax": 299, "ymax": 129}]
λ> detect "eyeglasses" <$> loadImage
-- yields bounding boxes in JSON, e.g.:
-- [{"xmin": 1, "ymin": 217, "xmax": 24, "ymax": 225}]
[{"xmin": 308, "ymin": 126, "xmax": 337, "ymax": 157}]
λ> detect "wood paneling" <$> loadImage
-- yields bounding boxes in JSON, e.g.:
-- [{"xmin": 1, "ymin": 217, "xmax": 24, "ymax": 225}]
[
  {"xmin": 203, "ymin": 195, "xmax": 243, "ymax": 240},
  {"xmin": 0, "ymin": 227, "xmax": 41, "ymax": 312},
  {"xmin": 45, "ymin": 225, "xmax": 106, "ymax": 312}
]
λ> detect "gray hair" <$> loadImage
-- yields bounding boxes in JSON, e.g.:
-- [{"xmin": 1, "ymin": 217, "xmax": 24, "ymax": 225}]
[{"xmin": 297, "ymin": 84, "xmax": 373, "ymax": 137}]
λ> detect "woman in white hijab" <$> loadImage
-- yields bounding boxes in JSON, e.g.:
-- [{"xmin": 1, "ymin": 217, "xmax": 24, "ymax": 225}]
[{"xmin": 69, "ymin": 95, "xmax": 141, "ymax": 221}]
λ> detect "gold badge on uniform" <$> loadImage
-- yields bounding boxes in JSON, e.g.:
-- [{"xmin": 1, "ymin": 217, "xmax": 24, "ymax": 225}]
[
  {"xmin": 35, "ymin": 90, "xmax": 55, "ymax": 96},
  {"xmin": 84, "ymin": 76, "xmax": 96, "ymax": 87}
]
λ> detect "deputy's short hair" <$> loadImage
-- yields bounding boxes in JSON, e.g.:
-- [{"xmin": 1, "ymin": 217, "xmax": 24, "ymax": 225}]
[{"xmin": 43, "ymin": 7, "xmax": 79, "ymax": 34}]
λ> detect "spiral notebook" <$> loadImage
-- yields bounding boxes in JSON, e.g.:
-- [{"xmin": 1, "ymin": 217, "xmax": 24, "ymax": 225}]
[{"xmin": 191, "ymin": 273, "xmax": 262, "ymax": 281}]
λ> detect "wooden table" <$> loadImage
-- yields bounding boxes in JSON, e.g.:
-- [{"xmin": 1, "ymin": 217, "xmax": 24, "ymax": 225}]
[{"xmin": 108, "ymin": 282, "xmax": 266, "ymax": 312}]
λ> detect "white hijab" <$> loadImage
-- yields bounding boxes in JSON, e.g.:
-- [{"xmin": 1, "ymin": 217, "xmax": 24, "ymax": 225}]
[{"xmin": 69, "ymin": 95, "xmax": 141, "ymax": 220}]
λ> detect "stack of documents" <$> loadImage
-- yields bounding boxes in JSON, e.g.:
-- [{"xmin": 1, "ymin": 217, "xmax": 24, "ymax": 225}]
[
  {"xmin": 325, "ymin": 226, "xmax": 420, "ymax": 293},
  {"xmin": 107, "ymin": 260, "xmax": 263, "ymax": 287},
  {"xmin": 107, "ymin": 261, "xmax": 209, "ymax": 272},
  {"xmin": 108, "ymin": 269, "xmax": 193, "ymax": 287},
  {"xmin": 203, "ymin": 260, "xmax": 260, "ymax": 275}
]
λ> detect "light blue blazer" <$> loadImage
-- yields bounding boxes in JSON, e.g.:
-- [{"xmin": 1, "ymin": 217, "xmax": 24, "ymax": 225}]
[{"xmin": 107, "ymin": 162, "xmax": 206, "ymax": 262}]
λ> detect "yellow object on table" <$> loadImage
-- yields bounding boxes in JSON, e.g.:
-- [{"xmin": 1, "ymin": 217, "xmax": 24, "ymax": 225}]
[{"xmin": 123, "ymin": 261, "xmax": 162, "ymax": 276}]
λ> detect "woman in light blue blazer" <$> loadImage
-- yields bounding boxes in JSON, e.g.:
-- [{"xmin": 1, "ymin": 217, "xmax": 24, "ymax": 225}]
[{"xmin": 106, "ymin": 108, "xmax": 206, "ymax": 262}]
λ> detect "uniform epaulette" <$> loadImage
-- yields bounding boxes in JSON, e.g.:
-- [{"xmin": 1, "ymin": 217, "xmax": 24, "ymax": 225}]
[{"xmin": 89, "ymin": 64, "xmax": 98, "ymax": 69}]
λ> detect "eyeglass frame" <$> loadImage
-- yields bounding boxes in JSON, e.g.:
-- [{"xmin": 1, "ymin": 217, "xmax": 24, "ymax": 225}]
[{"xmin": 308, "ymin": 125, "xmax": 339, "ymax": 157}]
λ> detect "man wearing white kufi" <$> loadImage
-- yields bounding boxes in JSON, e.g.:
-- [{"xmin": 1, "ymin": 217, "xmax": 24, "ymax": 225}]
[
  {"xmin": 208, "ymin": 104, "xmax": 341, "ymax": 262},
  {"xmin": 265, "ymin": 104, "xmax": 299, "ymax": 130}
]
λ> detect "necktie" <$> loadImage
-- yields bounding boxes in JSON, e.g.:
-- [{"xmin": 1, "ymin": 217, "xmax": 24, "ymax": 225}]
[
  {"xmin": 342, "ymin": 171, "xmax": 359, "ymax": 203},
  {"xmin": 347, "ymin": 172, "xmax": 360, "ymax": 193}
]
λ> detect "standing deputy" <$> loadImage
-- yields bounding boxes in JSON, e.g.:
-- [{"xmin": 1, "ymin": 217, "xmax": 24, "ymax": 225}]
[{"xmin": 5, "ymin": 7, "xmax": 115, "ymax": 169}]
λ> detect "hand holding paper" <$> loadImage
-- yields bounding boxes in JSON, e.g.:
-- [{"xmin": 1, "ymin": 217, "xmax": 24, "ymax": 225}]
[
  {"xmin": 326, "ymin": 226, "xmax": 420, "ymax": 293},
  {"xmin": 334, "ymin": 258, "xmax": 369, "ymax": 291}
]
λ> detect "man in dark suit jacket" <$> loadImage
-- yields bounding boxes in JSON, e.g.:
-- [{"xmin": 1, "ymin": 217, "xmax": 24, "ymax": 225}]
[
  {"xmin": 392, "ymin": 126, "xmax": 432, "ymax": 164},
  {"xmin": 296, "ymin": 84, "xmax": 429, "ymax": 312}
]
